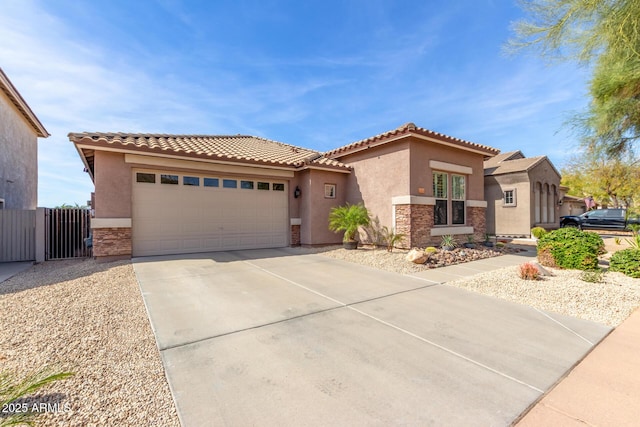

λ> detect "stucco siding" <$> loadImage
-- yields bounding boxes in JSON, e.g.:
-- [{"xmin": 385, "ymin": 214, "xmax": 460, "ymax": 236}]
[
  {"xmin": 94, "ymin": 151, "xmax": 132, "ymax": 218},
  {"xmin": 340, "ymin": 141, "xmax": 411, "ymax": 228},
  {"xmin": 0, "ymin": 93, "xmax": 38, "ymax": 209},
  {"xmin": 528, "ymin": 161, "xmax": 561, "ymax": 229},
  {"xmin": 300, "ymin": 169, "xmax": 346, "ymax": 245},
  {"xmin": 410, "ymin": 139, "xmax": 485, "ymax": 201},
  {"xmin": 485, "ymin": 172, "xmax": 532, "ymax": 236}
]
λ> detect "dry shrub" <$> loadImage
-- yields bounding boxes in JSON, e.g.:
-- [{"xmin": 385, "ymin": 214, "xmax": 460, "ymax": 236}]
[
  {"xmin": 537, "ymin": 248, "xmax": 557, "ymax": 268},
  {"xmin": 518, "ymin": 262, "xmax": 540, "ymax": 280}
]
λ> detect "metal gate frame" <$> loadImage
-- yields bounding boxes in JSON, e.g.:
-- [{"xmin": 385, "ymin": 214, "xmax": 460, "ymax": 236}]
[{"xmin": 45, "ymin": 208, "xmax": 92, "ymax": 260}]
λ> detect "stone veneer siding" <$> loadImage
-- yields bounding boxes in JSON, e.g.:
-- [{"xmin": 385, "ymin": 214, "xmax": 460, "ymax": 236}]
[
  {"xmin": 93, "ymin": 227, "xmax": 132, "ymax": 257},
  {"xmin": 468, "ymin": 206, "xmax": 486, "ymax": 241},
  {"xmin": 290, "ymin": 224, "xmax": 301, "ymax": 246},
  {"xmin": 394, "ymin": 204, "xmax": 434, "ymax": 248},
  {"xmin": 395, "ymin": 204, "xmax": 487, "ymax": 248}
]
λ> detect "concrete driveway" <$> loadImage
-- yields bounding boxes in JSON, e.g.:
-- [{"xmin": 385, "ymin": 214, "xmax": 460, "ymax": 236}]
[{"xmin": 133, "ymin": 249, "xmax": 611, "ymax": 426}]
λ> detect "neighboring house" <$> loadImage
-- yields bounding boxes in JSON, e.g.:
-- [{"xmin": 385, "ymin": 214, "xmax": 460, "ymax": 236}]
[
  {"xmin": 559, "ymin": 185, "xmax": 587, "ymax": 217},
  {"xmin": 484, "ymin": 150, "xmax": 561, "ymax": 237},
  {"xmin": 0, "ymin": 68, "xmax": 49, "ymax": 209},
  {"xmin": 69, "ymin": 123, "xmax": 499, "ymax": 260}
]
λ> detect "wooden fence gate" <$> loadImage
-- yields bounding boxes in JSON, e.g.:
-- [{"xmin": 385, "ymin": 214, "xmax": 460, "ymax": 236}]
[
  {"xmin": 0, "ymin": 209, "xmax": 36, "ymax": 262},
  {"xmin": 45, "ymin": 208, "xmax": 92, "ymax": 260}
]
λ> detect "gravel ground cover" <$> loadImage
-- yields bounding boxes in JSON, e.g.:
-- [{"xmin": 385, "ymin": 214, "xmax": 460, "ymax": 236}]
[
  {"xmin": 290, "ymin": 245, "xmax": 510, "ymax": 275},
  {"xmin": 292, "ymin": 244, "xmax": 640, "ymax": 327},
  {"xmin": 0, "ymin": 259, "xmax": 179, "ymax": 426},
  {"xmin": 447, "ymin": 266, "xmax": 640, "ymax": 327}
]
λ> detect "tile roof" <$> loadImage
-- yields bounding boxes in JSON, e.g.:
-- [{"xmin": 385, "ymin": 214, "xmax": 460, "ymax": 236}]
[
  {"xmin": 0, "ymin": 68, "xmax": 49, "ymax": 137},
  {"xmin": 484, "ymin": 154, "xmax": 549, "ymax": 176},
  {"xmin": 69, "ymin": 132, "xmax": 350, "ymax": 169},
  {"xmin": 325, "ymin": 122, "xmax": 500, "ymax": 158},
  {"xmin": 69, "ymin": 132, "xmax": 352, "ymax": 181},
  {"xmin": 483, "ymin": 150, "xmax": 524, "ymax": 169}
]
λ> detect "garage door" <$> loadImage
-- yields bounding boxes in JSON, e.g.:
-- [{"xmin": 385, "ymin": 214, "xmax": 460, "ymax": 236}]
[{"xmin": 132, "ymin": 170, "xmax": 288, "ymax": 256}]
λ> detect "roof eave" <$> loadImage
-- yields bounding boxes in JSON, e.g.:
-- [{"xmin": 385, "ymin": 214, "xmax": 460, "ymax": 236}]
[
  {"xmin": 71, "ymin": 138, "xmax": 306, "ymax": 171},
  {"xmin": 0, "ymin": 68, "xmax": 49, "ymax": 138}
]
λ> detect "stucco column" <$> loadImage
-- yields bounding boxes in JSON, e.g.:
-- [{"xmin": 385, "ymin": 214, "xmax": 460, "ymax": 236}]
[
  {"xmin": 548, "ymin": 189, "xmax": 555, "ymax": 223},
  {"xmin": 534, "ymin": 186, "xmax": 541, "ymax": 224},
  {"xmin": 541, "ymin": 185, "xmax": 548, "ymax": 223}
]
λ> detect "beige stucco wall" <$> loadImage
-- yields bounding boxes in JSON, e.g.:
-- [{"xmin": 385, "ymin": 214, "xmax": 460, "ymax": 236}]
[
  {"xmin": 529, "ymin": 161, "xmax": 561, "ymax": 230},
  {"xmin": 485, "ymin": 172, "xmax": 532, "ymax": 236},
  {"xmin": 93, "ymin": 151, "xmax": 132, "ymax": 218},
  {"xmin": 410, "ymin": 139, "xmax": 485, "ymax": 201},
  {"xmin": 0, "ymin": 93, "xmax": 39, "ymax": 209},
  {"xmin": 338, "ymin": 138, "xmax": 487, "ymax": 233},
  {"xmin": 340, "ymin": 141, "xmax": 411, "ymax": 228},
  {"xmin": 299, "ymin": 169, "xmax": 347, "ymax": 245},
  {"xmin": 485, "ymin": 160, "xmax": 561, "ymax": 236}
]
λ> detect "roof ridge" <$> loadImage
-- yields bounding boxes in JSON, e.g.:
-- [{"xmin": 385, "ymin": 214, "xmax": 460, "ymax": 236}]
[
  {"xmin": 325, "ymin": 122, "xmax": 499, "ymax": 157},
  {"xmin": 67, "ymin": 132, "xmax": 319, "ymax": 153}
]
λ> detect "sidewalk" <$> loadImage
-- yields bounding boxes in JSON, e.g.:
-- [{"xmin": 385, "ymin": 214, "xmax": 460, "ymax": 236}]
[
  {"xmin": 516, "ymin": 307, "xmax": 640, "ymax": 426},
  {"xmin": 0, "ymin": 261, "xmax": 33, "ymax": 284}
]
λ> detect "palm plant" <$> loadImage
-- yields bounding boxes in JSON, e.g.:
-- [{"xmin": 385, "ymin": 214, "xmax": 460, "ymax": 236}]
[
  {"xmin": 380, "ymin": 226, "xmax": 405, "ymax": 252},
  {"xmin": 1, "ymin": 366, "xmax": 73, "ymax": 427},
  {"xmin": 328, "ymin": 203, "xmax": 370, "ymax": 244}
]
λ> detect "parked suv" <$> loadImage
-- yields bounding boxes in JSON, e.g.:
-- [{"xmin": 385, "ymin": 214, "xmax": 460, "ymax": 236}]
[{"xmin": 560, "ymin": 208, "xmax": 640, "ymax": 231}]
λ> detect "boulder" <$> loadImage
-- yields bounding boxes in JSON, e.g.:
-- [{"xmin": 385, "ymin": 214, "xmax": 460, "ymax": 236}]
[
  {"xmin": 406, "ymin": 248, "xmax": 428, "ymax": 264},
  {"xmin": 531, "ymin": 261, "xmax": 554, "ymax": 276}
]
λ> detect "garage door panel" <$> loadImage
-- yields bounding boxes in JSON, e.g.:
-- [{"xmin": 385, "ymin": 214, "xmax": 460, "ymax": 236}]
[{"xmin": 132, "ymin": 171, "xmax": 288, "ymax": 256}]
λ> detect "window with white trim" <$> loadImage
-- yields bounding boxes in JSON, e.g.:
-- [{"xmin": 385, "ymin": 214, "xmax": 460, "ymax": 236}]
[
  {"xmin": 433, "ymin": 171, "xmax": 466, "ymax": 226},
  {"xmin": 433, "ymin": 172, "xmax": 448, "ymax": 225},
  {"xmin": 503, "ymin": 189, "xmax": 516, "ymax": 206},
  {"xmin": 324, "ymin": 184, "xmax": 336, "ymax": 199},
  {"xmin": 451, "ymin": 174, "xmax": 465, "ymax": 224}
]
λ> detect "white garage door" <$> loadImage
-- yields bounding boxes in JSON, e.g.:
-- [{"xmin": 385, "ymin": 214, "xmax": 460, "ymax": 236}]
[{"xmin": 132, "ymin": 170, "xmax": 288, "ymax": 256}]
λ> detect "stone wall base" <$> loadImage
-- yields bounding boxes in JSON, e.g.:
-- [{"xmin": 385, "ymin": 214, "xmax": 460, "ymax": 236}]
[
  {"xmin": 93, "ymin": 227, "xmax": 132, "ymax": 258},
  {"xmin": 290, "ymin": 224, "xmax": 301, "ymax": 246},
  {"xmin": 395, "ymin": 204, "xmax": 488, "ymax": 248},
  {"xmin": 468, "ymin": 206, "xmax": 486, "ymax": 241},
  {"xmin": 394, "ymin": 204, "xmax": 435, "ymax": 248}
]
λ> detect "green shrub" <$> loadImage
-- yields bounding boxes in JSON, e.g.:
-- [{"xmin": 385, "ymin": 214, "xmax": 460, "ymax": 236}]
[
  {"xmin": 537, "ymin": 228, "xmax": 604, "ymax": 270},
  {"xmin": 424, "ymin": 246, "xmax": 438, "ymax": 254},
  {"xmin": 531, "ymin": 226, "xmax": 547, "ymax": 239},
  {"xmin": 610, "ymin": 249, "xmax": 640, "ymax": 278}
]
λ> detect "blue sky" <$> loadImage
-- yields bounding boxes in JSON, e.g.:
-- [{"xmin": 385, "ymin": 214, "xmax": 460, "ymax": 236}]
[{"xmin": 1, "ymin": 0, "xmax": 589, "ymax": 207}]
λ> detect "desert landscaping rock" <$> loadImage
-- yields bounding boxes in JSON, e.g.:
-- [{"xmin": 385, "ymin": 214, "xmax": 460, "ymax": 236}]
[
  {"xmin": 406, "ymin": 248, "xmax": 428, "ymax": 264},
  {"xmin": 0, "ymin": 260, "xmax": 179, "ymax": 426},
  {"xmin": 293, "ymin": 244, "xmax": 640, "ymax": 327}
]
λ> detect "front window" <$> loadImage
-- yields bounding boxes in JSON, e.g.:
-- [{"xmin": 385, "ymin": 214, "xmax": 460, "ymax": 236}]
[
  {"xmin": 451, "ymin": 175, "xmax": 465, "ymax": 225},
  {"xmin": 433, "ymin": 172, "xmax": 448, "ymax": 225},
  {"xmin": 433, "ymin": 172, "xmax": 466, "ymax": 226}
]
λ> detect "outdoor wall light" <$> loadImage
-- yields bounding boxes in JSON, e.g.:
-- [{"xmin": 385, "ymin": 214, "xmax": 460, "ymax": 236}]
[{"xmin": 294, "ymin": 186, "xmax": 301, "ymax": 198}]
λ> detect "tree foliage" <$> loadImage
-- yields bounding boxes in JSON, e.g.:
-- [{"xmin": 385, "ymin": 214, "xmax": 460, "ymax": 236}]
[
  {"xmin": 510, "ymin": 0, "xmax": 640, "ymax": 155},
  {"xmin": 561, "ymin": 147, "xmax": 640, "ymax": 207}
]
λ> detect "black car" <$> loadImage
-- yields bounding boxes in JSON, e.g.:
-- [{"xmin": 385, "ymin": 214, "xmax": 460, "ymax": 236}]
[{"xmin": 560, "ymin": 208, "xmax": 640, "ymax": 231}]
